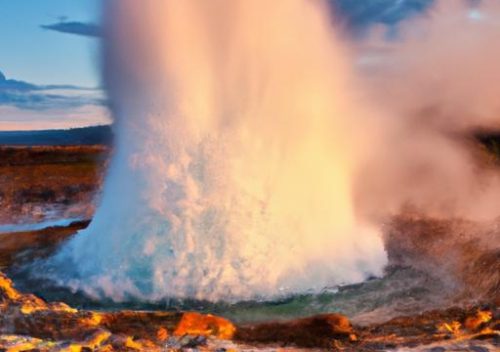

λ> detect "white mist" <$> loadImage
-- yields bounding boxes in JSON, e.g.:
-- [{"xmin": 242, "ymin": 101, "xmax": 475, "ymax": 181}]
[{"xmin": 53, "ymin": 0, "xmax": 387, "ymax": 301}]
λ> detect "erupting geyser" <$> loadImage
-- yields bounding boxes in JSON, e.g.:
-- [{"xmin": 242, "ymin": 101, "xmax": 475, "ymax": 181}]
[{"xmin": 49, "ymin": 0, "xmax": 387, "ymax": 301}]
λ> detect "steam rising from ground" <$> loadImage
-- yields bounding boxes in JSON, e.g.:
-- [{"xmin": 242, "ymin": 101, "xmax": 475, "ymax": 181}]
[
  {"xmin": 51, "ymin": 0, "xmax": 386, "ymax": 301},
  {"xmin": 355, "ymin": 0, "xmax": 500, "ymax": 222},
  {"xmin": 46, "ymin": 0, "xmax": 500, "ymax": 302}
]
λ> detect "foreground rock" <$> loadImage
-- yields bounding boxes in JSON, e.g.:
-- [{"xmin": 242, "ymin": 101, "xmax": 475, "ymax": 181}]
[
  {"xmin": 236, "ymin": 313, "xmax": 356, "ymax": 348},
  {"xmin": 0, "ymin": 272, "xmax": 235, "ymax": 351},
  {"xmin": 0, "ymin": 272, "xmax": 498, "ymax": 351},
  {"xmin": 355, "ymin": 305, "xmax": 499, "ymax": 351}
]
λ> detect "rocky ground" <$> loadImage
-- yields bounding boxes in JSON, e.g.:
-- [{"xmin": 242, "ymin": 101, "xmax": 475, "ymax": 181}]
[
  {"xmin": 0, "ymin": 145, "xmax": 499, "ymax": 351},
  {"xmin": 0, "ymin": 218, "xmax": 498, "ymax": 351},
  {"xmin": 0, "ymin": 269, "xmax": 498, "ymax": 351},
  {"xmin": 0, "ymin": 146, "xmax": 107, "ymax": 225}
]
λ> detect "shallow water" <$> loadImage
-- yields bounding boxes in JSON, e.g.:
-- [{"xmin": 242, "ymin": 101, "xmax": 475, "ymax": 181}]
[
  {"xmin": 10, "ymin": 264, "xmax": 450, "ymax": 326},
  {"xmin": 0, "ymin": 217, "xmax": 83, "ymax": 234}
]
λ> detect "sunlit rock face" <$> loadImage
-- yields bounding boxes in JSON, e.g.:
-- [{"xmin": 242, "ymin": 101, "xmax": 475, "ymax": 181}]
[
  {"xmin": 0, "ymin": 271, "xmax": 237, "ymax": 350},
  {"xmin": 45, "ymin": 0, "xmax": 387, "ymax": 302},
  {"xmin": 1, "ymin": 271, "xmax": 497, "ymax": 351}
]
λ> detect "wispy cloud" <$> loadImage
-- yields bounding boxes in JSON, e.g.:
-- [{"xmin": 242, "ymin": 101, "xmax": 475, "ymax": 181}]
[
  {"xmin": 0, "ymin": 71, "xmax": 104, "ymax": 110},
  {"xmin": 0, "ymin": 71, "xmax": 110, "ymax": 130},
  {"xmin": 41, "ymin": 21, "xmax": 101, "ymax": 37}
]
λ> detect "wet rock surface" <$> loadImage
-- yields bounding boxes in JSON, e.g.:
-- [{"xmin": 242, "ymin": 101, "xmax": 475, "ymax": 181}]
[
  {"xmin": 386, "ymin": 215, "xmax": 500, "ymax": 304},
  {"xmin": 0, "ymin": 272, "xmax": 236, "ymax": 351},
  {"xmin": 0, "ymin": 271, "xmax": 498, "ymax": 351},
  {"xmin": 0, "ymin": 220, "xmax": 89, "ymax": 271}
]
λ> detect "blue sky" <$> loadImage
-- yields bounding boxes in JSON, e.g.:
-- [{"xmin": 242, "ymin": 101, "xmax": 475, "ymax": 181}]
[
  {"xmin": 0, "ymin": 0, "xmax": 100, "ymax": 86},
  {"xmin": 0, "ymin": 0, "xmax": 446, "ymax": 131},
  {"xmin": 0, "ymin": 0, "xmax": 109, "ymax": 130}
]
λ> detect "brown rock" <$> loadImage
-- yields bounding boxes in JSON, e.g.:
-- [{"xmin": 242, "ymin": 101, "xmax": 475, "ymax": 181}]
[
  {"xmin": 0, "ymin": 271, "xmax": 234, "ymax": 349},
  {"xmin": 235, "ymin": 313, "xmax": 355, "ymax": 348},
  {"xmin": 99, "ymin": 310, "xmax": 181, "ymax": 341}
]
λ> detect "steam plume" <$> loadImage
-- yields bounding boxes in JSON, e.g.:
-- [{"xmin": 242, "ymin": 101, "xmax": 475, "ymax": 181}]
[
  {"xmin": 44, "ymin": 0, "xmax": 500, "ymax": 302},
  {"xmin": 353, "ymin": 0, "xmax": 500, "ymax": 222},
  {"xmin": 49, "ymin": 0, "xmax": 387, "ymax": 301}
]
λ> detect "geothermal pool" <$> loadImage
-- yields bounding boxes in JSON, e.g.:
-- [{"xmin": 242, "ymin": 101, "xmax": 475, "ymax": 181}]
[{"xmin": 13, "ymin": 263, "xmax": 446, "ymax": 326}]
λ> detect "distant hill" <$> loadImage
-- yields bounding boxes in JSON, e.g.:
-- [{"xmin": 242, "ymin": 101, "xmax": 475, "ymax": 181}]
[{"xmin": 0, "ymin": 125, "xmax": 113, "ymax": 146}]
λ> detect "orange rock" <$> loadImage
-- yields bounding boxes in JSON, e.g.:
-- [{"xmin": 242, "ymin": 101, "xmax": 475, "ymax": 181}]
[
  {"xmin": 0, "ymin": 273, "xmax": 49, "ymax": 314},
  {"xmin": 0, "ymin": 273, "xmax": 21, "ymax": 301},
  {"xmin": 79, "ymin": 312, "xmax": 104, "ymax": 327},
  {"xmin": 124, "ymin": 336, "xmax": 143, "ymax": 350},
  {"xmin": 437, "ymin": 321, "xmax": 461, "ymax": 336},
  {"xmin": 50, "ymin": 302, "xmax": 78, "ymax": 314},
  {"xmin": 18, "ymin": 296, "xmax": 48, "ymax": 314},
  {"xmin": 79, "ymin": 328, "xmax": 112, "ymax": 349},
  {"xmin": 174, "ymin": 312, "xmax": 236, "ymax": 339},
  {"xmin": 0, "ymin": 335, "xmax": 41, "ymax": 352},
  {"xmin": 56, "ymin": 343, "xmax": 84, "ymax": 352},
  {"xmin": 464, "ymin": 310, "xmax": 492, "ymax": 331},
  {"xmin": 156, "ymin": 327, "xmax": 169, "ymax": 341},
  {"xmin": 123, "ymin": 336, "xmax": 160, "ymax": 351},
  {"xmin": 96, "ymin": 344, "xmax": 114, "ymax": 352}
]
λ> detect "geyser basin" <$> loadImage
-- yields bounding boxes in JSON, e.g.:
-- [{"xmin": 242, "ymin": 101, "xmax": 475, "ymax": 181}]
[
  {"xmin": 42, "ymin": 0, "xmax": 387, "ymax": 302},
  {"xmin": 13, "ymin": 263, "xmax": 447, "ymax": 325}
]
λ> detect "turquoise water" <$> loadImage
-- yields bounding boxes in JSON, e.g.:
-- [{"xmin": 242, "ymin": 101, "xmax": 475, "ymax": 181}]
[{"xmin": 10, "ymin": 265, "xmax": 448, "ymax": 325}]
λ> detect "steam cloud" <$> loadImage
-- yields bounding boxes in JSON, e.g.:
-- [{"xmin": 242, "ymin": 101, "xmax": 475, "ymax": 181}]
[
  {"xmin": 353, "ymin": 0, "xmax": 500, "ymax": 222},
  {"xmin": 45, "ymin": 0, "xmax": 500, "ymax": 302}
]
